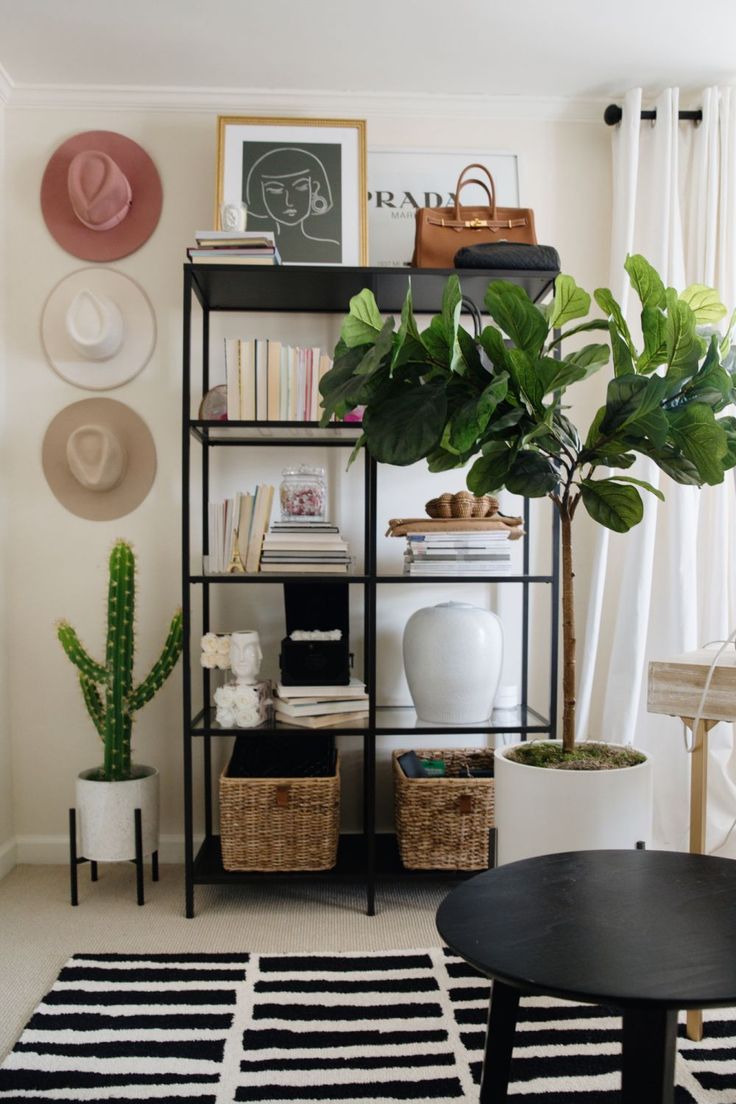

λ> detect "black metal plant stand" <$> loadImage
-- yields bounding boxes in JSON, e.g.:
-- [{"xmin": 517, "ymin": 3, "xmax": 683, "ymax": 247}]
[{"xmin": 68, "ymin": 807, "xmax": 159, "ymax": 906}]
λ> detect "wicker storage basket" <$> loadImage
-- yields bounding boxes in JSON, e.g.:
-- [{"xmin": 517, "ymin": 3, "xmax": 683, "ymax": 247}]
[
  {"xmin": 393, "ymin": 748, "xmax": 494, "ymax": 870},
  {"xmin": 219, "ymin": 755, "xmax": 340, "ymax": 872}
]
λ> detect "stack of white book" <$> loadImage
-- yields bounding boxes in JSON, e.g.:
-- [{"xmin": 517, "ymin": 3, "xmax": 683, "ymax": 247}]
[
  {"xmin": 403, "ymin": 530, "xmax": 514, "ymax": 575},
  {"xmin": 261, "ymin": 520, "xmax": 351, "ymax": 574},
  {"xmin": 274, "ymin": 678, "xmax": 369, "ymax": 728}
]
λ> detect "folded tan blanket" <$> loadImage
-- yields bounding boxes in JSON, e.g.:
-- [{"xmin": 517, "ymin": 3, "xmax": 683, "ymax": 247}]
[{"xmin": 386, "ymin": 515, "xmax": 524, "ymax": 539}]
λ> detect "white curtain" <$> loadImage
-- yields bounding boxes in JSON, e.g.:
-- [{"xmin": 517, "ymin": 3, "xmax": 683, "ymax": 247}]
[{"xmin": 576, "ymin": 87, "xmax": 736, "ymax": 854}]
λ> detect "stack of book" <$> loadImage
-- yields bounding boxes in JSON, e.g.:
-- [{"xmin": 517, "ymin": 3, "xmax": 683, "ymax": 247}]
[
  {"xmin": 274, "ymin": 679, "xmax": 368, "ymax": 728},
  {"xmin": 225, "ymin": 338, "xmax": 333, "ymax": 422},
  {"xmin": 206, "ymin": 484, "xmax": 274, "ymax": 574},
  {"xmin": 403, "ymin": 529, "xmax": 514, "ymax": 576},
  {"xmin": 187, "ymin": 230, "xmax": 281, "ymax": 265},
  {"xmin": 260, "ymin": 520, "xmax": 351, "ymax": 574}
]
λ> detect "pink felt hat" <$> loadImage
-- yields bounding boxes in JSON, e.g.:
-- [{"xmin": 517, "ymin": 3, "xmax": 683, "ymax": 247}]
[{"xmin": 40, "ymin": 131, "xmax": 163, "ymax": 261}]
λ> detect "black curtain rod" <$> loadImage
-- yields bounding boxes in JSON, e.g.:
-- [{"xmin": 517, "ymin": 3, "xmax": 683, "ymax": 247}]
[{"xmin": 604, "ymin": 104, "xmax": 703, "ymax": 126}]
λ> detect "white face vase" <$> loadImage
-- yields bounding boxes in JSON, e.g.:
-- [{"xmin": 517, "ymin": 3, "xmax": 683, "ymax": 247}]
[{"xmin": 229, "ymin": 630, "xmax": 262, "ymax": 685}]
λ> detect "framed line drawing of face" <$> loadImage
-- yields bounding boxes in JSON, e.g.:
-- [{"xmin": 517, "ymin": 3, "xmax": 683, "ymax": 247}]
[{"xmin": 215, "ymin": 117, "xmax": 368, "ymax": 266}]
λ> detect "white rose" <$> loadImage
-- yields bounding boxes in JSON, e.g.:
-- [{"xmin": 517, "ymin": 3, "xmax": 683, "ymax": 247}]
[
  {"xmin": 235, "ymin": 705, "xmax": 260, "ymax": 728},
  {"xmin": 201, "ymin": 633, "xmax": 219, "ymax": 654},
  {"xmin": 216, "ymin": 655, "xmax": 231, "ymax": 670},
  {"xmin": 214, "ymin": 685, "xmax": 235, "ymax": 707},
  {"xmin": 200, "ymin": 653, "xmax": 218, "ymax": 668},
  {"xmin": 233, "ymin": 685, "xmax": 258, "ymax": 708},
  {"xmin": 215, "ymin": 635, "xmax": 231, "ymax": 655},
  {"xmin": 216, "ymin": 706, "xmax": 236, "ymax": 727}
]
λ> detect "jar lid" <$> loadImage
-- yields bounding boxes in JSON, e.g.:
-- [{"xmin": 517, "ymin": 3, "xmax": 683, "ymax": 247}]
[{"xmin": 281, "ymin": 464, "xmax": 325, "ymax": 477}]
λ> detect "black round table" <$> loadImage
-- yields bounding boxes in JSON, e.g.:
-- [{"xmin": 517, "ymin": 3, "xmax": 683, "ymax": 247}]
[{"xmin": 436, "ymin": 849, "xmax": 736, "ymax": 1104}]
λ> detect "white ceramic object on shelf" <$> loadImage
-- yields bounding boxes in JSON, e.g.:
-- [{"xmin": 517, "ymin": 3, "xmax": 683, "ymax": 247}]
[
  {"xmin": 402, "ymin": 601, "xmax": 503, "ymax": 724},
  {"xmin": 494, "ymin": 741, "xmax": 653, "ymax": 865},
  {"xmin": 76, "ymin": 765, "xmax": 159, "ymax": 862}
]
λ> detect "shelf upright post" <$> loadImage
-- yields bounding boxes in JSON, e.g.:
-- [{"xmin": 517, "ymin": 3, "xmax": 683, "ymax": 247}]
[
  {"xmin": 364, "ymin": 452, "xmax": 378, "ymax": 915},
  {"xmin": 549, "ymin": 325, "xmax": 562, "ymax": 741},
  {"xmin": 182, "ymin": 267, "xmax": 195, "ymax": 918},
  {"xmin": 201, "ymin": 307, "xmax": 213, "ymax": 841},
  {"xmin": 521, "ymin": 498, "xmax": 531, "ymax": 730}
]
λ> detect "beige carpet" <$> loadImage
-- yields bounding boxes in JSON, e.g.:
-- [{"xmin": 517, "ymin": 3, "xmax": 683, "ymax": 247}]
[{"xmin": 0, "ymin": 863, "xmax": 449, "ymax": 1061}]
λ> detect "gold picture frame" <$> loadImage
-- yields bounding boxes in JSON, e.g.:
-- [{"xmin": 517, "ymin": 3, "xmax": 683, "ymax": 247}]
[{"xmin": 215, "ymin": 116, "xmax": 368, "ymax": 266}]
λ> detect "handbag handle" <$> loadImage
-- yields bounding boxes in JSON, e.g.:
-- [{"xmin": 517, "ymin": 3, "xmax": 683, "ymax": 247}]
[{"xmin": 454, "ymin": 163, "xmax": 497, "ymax": 219}]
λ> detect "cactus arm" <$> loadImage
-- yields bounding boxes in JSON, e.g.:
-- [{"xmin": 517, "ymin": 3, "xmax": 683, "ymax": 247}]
[
  {"xmin": 104, "ymin": 541, "xmax": 136, "ymax": 781},
  {"xmin": 129, "ymin": 610, "xmax": 183, "ymax": 712},
  {"xmin": 57, "ymin": 622, "xmax": 107, "ymax": 684},
  {"xmin": 79, "ymin": 674, "xmax": 105, "ymax": 739}
]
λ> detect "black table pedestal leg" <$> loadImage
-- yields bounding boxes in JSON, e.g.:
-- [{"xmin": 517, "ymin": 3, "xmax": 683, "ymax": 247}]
[
  {"xmin": 622, "ymin": 1007, "xmax": 678, "ymax": 1104},
  {"xmin": 479, "ymin": 980, "xmax": 520, "ymax": 1102},
  {"xmin": 69, "ymin": 809, "xmax": 78, "ymax": 906},
  {"xmin": 152, "ymin": 850, "xmax": 159, "ymax": 882},
  {"xmin": 90, "ymin": 861, "xmax": 98, "ymax": 882},
  {"xmin": 134, "ymin": 808, "xmax": 144, "ymax": 906}
]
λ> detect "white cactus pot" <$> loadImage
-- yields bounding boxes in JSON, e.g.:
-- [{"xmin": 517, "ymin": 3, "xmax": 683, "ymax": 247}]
[
  {"xmin": 76, "ymin": 765, "xmax": 159, "ymax": 862},
  {"xmin": 402, "ymin": 601, "xmax": 504, "ymax": 724},
  {"xmin": 494, "ymin": 741, "xmax": 653, "ymax": 865}
]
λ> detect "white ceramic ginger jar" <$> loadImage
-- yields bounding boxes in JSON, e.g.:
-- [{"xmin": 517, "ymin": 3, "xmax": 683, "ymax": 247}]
[{"xmin": 402, "ymin": 601, "xmax": 503, "ymax": 724}]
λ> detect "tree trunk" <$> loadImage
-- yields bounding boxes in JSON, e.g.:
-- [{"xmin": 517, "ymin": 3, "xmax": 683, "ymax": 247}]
[{"xmin": 560, "ymin": 509, "xmax": 576, "ymax": 753}]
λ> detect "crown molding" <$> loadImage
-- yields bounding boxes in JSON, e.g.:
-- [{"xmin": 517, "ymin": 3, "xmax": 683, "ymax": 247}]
[
  {"xmin": 4, "ymin": 81, "xmax": 605, "ymax": 123},
  {"xmin": 0, "ymin": 63, "xmax": 13, "ymax": 106}
]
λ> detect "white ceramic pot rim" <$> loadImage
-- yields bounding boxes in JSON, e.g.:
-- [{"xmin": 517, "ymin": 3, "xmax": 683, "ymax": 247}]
[
  {"xmin": 495, "ymin": 740, "xmax": 652, "ymax": 774},
  {"xmin": 78, "ymin": 763, "xmax": 157, "ymax": 783}
]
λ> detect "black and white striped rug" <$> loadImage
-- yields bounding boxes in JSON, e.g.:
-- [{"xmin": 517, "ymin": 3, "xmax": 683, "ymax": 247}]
[{"xmin": 0, "ymin": 949, "xmax": 732, "ymax": 1101}]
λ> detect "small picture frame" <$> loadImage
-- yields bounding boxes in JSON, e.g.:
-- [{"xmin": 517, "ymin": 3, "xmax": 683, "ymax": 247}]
[{"xmin": 215, "ymin": 116, "xmax": 368, "ymax": 266}]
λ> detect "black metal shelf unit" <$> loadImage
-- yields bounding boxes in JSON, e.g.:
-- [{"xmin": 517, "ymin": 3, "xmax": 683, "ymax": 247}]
[{"xmin": 182, "ymin": 263, "xmax": 560, "ymax": 919}]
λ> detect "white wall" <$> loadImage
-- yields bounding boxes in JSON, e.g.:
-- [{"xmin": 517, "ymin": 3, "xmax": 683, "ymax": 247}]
[
  {"xmin": 0, "ymin": 98, "xmax": 16, "ymax": 877},
  {"xmin": 2, "ymin": 96, "xmax": 612, "ymax": 862}
]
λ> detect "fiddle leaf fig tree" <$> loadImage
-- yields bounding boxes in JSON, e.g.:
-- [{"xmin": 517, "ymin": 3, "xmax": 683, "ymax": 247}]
[{"xmin": 320, "ymin": 255, "xmax": 736, "ymax": 754}]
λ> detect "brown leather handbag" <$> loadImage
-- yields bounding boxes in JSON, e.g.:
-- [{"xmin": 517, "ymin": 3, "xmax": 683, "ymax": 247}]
[{"xmin": 412, "ymin": 163, "xmax": 537, "ymax": 268}]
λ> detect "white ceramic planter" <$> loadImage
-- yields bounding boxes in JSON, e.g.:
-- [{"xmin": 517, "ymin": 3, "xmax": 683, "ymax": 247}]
[
  {"xmin": 494, "ymin": 741, "xmax": 653, "ymax": 865},
  {"xmin": 402, "ymin": 601, "xmax": 503, "ymax": 724},
  {"xmin": 76, "ymin": 765, "xmax": 159, "ymax": 862}
]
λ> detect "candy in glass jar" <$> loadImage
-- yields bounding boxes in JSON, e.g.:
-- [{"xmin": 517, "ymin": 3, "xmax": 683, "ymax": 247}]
[{"xmin": 279, "ymin": 465, "xmax": 327, "ymax": 521}]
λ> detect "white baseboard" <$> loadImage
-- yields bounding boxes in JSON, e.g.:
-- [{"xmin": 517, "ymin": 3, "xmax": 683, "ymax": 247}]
[
  {"xmin": 0, "ymin": 837, "xmax": 17, "ymax": 880},
  {"xmin": 14, "ymin": 834, "xmax": 188, "ymax": 865}
]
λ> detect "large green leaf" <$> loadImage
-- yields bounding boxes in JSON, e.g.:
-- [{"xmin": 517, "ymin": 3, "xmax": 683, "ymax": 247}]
[
  {"xmin": 637, "ymin": 306, "xmax": 668, "ymax": 373},
  {"xmin": 505, "ymin": 451, "xmax": 558, "ymax": 497},
  {"xmin": 594, "ymin": 287, "xmax": 635, "ymax": 352},
  {"xmin": 644, "ymin": 445, "xmax": 701, "ymax": 485},
  {"xmin": 484, "ymin": 281, "xmax": 548, "ymax": 355},
  {"xmin": 717, "ymin": 415, "xmax": 736, "ymax": 470},
  {"xmin": 625, "ymin": 254, "xmax": 666, "ymax": 309},
  {"xmin": 341, "ymin": 289, "xmax": 385, "ymax": 347},
  {"xmin": 680, "ymin": 284, "xmax": 728, "ymax": 324},
  {"xmin": 580, "ymin": 479, "xmax": 644, "ymax": 532},
  {"xmin": 667, "ymin": 403, "xmax": 728, "ymax": 484},
  {"xmin": 482, "ymin": 404, "xmax": 527, "ymax": 436},
  {"xmin": 508, "ymin": 348, "xmax": 544, "ymax": 409},
  {"xmin": 680, "ymin": 334, "xmax": 734, "ymax": 409},
  {"xmin": 478, "ymin": 324, "xmax": 512, "ymax": 373},
  {"xmin": 448, "ymin": 376, "xmax": 509, "ymax": 453},
  {"xmin": 605, "ymin": 475, "xmax": 665, "ymax": 501},
  {"xmin": 610, "ymin": 321, "xmax": 635, "ymax": 376},
  {"xmin": 354, "ymin": 318, "xmax": 395, "ymax": 375},
  {"xmin": 599, "ymin": 374, "xmax": 667, "ymax": 437},
  {"xmin": 427, "ymin": 446, "xmax": 469, "ymax": 473},
  {"xmin": 546, "ymin": 318, "xmax": 610, "ymax": 348},
  {"xmin": 467, "ymin": 442, "xmax": 517, "ymax": 494},
  {"xmin": 390, "ymin": 284, "xmax": 425, "ymax": 374},
  {"xmin": 664, "ymin": 291, "xmax": 703, "ymax": 380},
  {"xmin": 362, "ymin": 380, "xmax": 447, "ymax": 465},
  {"xmin": 319, "ymin": 345, "xmax": 371, "ymax": 423},
  {"xmin": 547, "ymin": 275, "xmax": 591, "ymax": 329}
]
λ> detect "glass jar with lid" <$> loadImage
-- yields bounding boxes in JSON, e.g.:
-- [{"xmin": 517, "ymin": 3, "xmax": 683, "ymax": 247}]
[{"xmin": 279, "ymin": 464, "xmax": 327, "ymax": 521}]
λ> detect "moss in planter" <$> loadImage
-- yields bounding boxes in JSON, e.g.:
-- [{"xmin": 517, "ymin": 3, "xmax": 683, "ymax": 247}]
[{"xmin": 506, "ymin": 742, "xmax": 646, "ymax": 771}]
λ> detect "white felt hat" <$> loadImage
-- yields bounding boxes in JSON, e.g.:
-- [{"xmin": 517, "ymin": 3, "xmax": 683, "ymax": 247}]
[{"xmin": 40, "ymin": 267, "xmax": 156, "ymax": 390}]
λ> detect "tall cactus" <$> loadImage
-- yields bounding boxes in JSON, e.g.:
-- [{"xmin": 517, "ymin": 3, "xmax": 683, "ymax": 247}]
[{"xmin": 57, "ymin": 540, "xmax": 183, "ymax": 781}]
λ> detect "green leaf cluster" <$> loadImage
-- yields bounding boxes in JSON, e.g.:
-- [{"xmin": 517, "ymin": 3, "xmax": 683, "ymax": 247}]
[{"xmin": 319, "ymin": 255, "xmax": 736, "ymax": 533}]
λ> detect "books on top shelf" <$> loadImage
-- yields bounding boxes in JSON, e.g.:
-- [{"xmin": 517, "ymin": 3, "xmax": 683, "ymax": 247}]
[
  {"xmin": 274, "ymin": 678, "xmax": 368, "ymax": 728},
  {"xmin": 261, "ymin": 518, "xmax": 351, "ymax": 574},
  {"xmin": 224, "ymin": 337, "xmax": 333, "ymax": 423},
  {"xmin": 187, "ymin": 230, "xmax": 281, "ymax": 265},
  {"xmin": 206, "ymin": 483, "xmax": 274, "ymax": 574}
]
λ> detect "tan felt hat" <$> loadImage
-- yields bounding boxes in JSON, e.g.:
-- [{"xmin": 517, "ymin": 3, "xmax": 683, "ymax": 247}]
[
  {"xmin": 40, "ymin": 131, "xmax": 163, "ymax": 261},
  {"xmin": 42, "ymin": 398, "xmax": 156, "ymax": 520},
  {"xmin": 41, "ymin": 268, "xmax": 156, "ymax": 390}
]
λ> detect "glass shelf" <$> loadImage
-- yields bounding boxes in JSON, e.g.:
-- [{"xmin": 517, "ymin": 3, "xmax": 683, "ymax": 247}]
[
  {"xmin": 190, "ymin": 704, "xmax": 549, "ymax": 737},
  {"xmin": 190, "ymin": 421, "xmax": 362, "ymax": 446}
]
